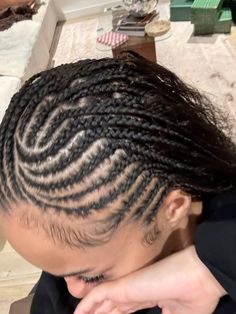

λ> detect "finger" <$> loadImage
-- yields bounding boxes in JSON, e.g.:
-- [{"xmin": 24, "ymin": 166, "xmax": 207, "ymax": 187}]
[
  {"xmin": 74, "ymin": 287, "xmax": 108, "ymax": 314},
  {"xmin": 110, "ymin": 309, "xmax": 124, "ymax": 314},
  {"xmin": 94, "ymin": 299, "xmax": 116, "ymax": 314},
  {"xmin": 120, "ymin": 301, "xmax": 158, "ymax": 313},
  {"xmin": 162, "ymin": 309, "xmax": 171, "ymax": 314}
]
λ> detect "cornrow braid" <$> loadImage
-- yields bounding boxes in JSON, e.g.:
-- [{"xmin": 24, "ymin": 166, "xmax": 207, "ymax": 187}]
[{"xmin": 0, "ymin": 51, "xmax": 236, "ymax": 247}]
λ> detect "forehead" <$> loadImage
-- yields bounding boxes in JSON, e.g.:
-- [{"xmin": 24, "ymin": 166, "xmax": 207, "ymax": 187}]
[
  {"xmin": 15, "ymin": 198, "xmax": 140, "ymax": 247},
  {"xmin": 0, "ymin": 202, "xmax": 145, "ymax": 276}
]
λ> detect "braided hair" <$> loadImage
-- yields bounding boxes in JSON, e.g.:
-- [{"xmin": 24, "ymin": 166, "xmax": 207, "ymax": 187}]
[{"xmin": 0, "ymin": 51, "xmax": 236, "ymax": 246}]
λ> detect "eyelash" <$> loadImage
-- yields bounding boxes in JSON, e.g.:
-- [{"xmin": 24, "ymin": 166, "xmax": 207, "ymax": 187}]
[{"xmin": 78, "ymin": 274, "xmax": 105, "ymax": 284}]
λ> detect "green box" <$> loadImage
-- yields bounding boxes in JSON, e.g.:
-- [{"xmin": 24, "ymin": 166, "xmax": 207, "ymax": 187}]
[
  {"xmin": 194, "ymin": 23, "xmax": 215, "ymax": 35},
  {"xmin": 214, "ymin": 8, "xmax": 232, "ymax": 33},
  {"xmin": 170, "ymin": 0, "xmax": 194, "ymax": 21},
  {"xmin": 191, "ymin": 0, "xmax": 224, "ymax": 24}
]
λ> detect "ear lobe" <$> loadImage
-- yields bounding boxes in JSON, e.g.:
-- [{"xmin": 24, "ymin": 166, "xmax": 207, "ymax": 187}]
[{"xmin": 164, "ymin": 190, "xmax": 192, "ymax": 227}]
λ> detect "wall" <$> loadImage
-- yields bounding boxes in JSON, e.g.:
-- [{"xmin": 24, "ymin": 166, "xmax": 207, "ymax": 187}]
[{"xmin": 53, "ymin": 0, "xmax": 122, "ymax": 20}]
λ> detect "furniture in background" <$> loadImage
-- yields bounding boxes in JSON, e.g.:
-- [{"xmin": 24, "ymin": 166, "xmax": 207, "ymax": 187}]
[
  {"xmin": 112, "ymin": 35, "xmax": 156, "ymax": 62},
  {"xmin": 0, "ymin": 0, "xmax": 58, "ymax": 121},
  {"xmin": 112, "ymin": 9, "xmax": 157, "ymax": 62},
  {"xmin": 170, "ymin": 0, "xmax": 234, "ymax": 35}
]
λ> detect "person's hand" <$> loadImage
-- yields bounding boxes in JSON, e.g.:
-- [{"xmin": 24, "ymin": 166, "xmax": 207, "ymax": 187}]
[{"xmin": 74, "ymin": 246, "xmax": 226, "ymax": 314}]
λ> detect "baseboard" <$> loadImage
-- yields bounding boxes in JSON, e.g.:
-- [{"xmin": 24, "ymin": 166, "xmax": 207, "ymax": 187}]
[{"xmin": 62, "ymin": 0, "xmax": 123, "ymax": 20}]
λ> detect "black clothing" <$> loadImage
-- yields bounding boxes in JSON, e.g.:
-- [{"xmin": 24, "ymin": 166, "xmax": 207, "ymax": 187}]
[
  {"xmin": 30, "ymin": 190, "xmax": 236, "ymax": 314},
  {"xmin": 195, "ymin": 188, "xmax": 236, "ymax": 313}
]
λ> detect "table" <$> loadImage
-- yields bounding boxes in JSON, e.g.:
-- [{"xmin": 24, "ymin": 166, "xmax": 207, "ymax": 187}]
[
  {"xmin": 111, "ymin": 9, "xmax": 157, "ymax": 62},
  {"xmin": 112, "ymin": 35, "xmax": 156, "ymax": 62}
]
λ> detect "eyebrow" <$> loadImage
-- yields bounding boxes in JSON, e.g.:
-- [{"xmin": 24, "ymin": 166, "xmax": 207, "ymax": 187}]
[{"xmin": 56, "ymin": 267, "xmax": 95, "ymax": 278}]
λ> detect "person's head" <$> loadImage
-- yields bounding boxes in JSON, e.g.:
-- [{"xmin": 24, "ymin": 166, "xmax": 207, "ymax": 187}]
[{"xmin": 0, "ymin": 52, "xmax": 236, "ymax": 299}]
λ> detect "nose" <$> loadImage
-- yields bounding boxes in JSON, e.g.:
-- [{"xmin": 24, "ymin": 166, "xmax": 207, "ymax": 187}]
[{"xmin": 64, "ymin": 276, "xmax": 97, "ymax": 299}]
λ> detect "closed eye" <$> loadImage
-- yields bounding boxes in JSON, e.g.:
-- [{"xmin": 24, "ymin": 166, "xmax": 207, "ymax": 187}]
[{"xmin": 78, "ymin": 274, "xmax": 105, "ymax": 284}]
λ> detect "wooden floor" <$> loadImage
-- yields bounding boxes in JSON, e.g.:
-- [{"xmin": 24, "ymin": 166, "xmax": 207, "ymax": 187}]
[{"xmin": 0, "ymin": 2, "xmax": 236, "ymax": 313}]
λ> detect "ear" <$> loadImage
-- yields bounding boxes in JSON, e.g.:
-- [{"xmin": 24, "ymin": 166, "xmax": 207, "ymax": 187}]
[{"xmin": 162, "ymin": 189, "xmax": 192, "ymax": 228}]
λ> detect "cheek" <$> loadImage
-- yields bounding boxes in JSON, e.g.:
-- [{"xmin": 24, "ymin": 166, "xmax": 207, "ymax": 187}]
[{"xmin": 64, "ymin": 277, "xmax": 98, "ymax": 299}]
